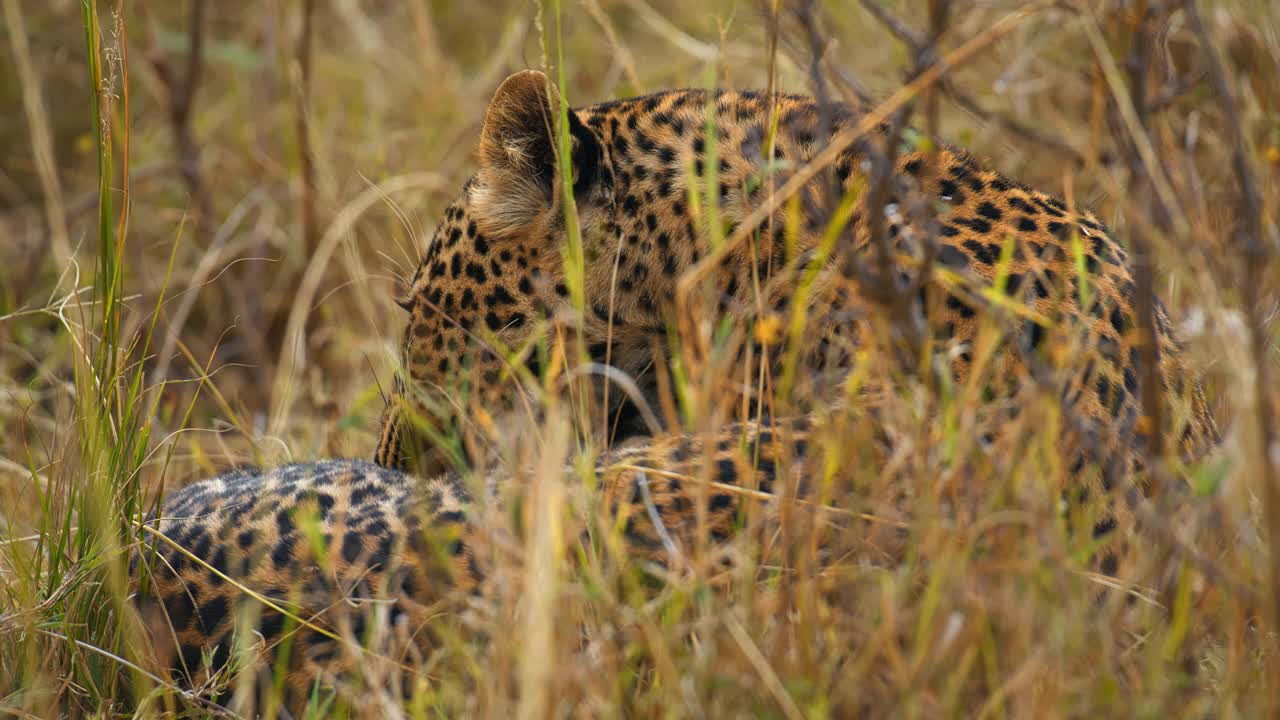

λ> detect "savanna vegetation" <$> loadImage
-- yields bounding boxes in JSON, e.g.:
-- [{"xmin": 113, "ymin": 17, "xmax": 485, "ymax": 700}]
[{"xmin": 1, "ymin": 1, "xmax": 1278, "ymax": 717}]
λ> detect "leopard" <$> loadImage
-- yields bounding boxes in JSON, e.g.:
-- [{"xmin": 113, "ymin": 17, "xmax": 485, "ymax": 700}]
[
  {"xmin": 132, "ymin": 460, "xmax": 476, "ymax": 711},
  {"xmin": 376, "ymin": 69, "xmax": 1218, "ymax": 495},
  {"xmin": 134, "ymin": 420, "xmax": 836, "ymax": 713},
  {"xmin": 134, "ymin": 69, "xmax": 1220, "ymax": 710}
]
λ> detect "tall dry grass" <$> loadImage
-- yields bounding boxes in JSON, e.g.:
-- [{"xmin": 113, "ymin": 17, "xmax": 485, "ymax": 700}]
[{"xmin": 1, "ymin": 0, "xmax": 1277, "ymax": 717}]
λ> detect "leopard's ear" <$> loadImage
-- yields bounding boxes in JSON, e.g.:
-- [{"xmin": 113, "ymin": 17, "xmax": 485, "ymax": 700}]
[
  {"xmin": 472, "ymin": 70, "xmax": 603, "ymax": 237},
  {"xmin": 478, "ymin": 70, "xmax": 559, "ymax": 184}
]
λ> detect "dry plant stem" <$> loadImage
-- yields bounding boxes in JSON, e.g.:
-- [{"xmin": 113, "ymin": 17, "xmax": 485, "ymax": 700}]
[
  {"xmin": 2, "ymin": 0, "xmax": 71, "ymax": 272},
  {"xmin": 915, "ymin": 0, "xmax": 951, "ymax": 298},
  {"xmin": 153, "ymin": 0, "xmax": 279, "ymax": 392},
  {"xmin": 1182, "ymin": 0, "xmax": 1280, "ymax": 669},
  {"xmin": 169, "ymin": 0, "xmax": 210, "ymax": 242},
  {"xmin": 516, "ymin": 413, "xmax": 569, "ymax": 720},
  {"xmin": 1081, "ymin": 13, "xmax": 1189, "ymax": 249},
  {"xmin": 1122, "ymin": 1, "xmax": 1167, "ymax": 467},
  {"xmin": 849, "ymin": 0, "xmax": 953, "ymax": 364},
  {"xmin": 297, "ymin": 0, "xmax": 318, "ymax": 255},
  {"xmin": 796, "ymin": 0, "xmax": 904, "ymax": 334},
  {"xmin": 858, "ymin": 0, "xmax": 922, "ymax": 48},
  {"xmin": 783, "ymin": 0, "xmax": 826, "ymax": 614},
  {"xmin": 120, "ymin": 83, "xmax": 136, "ymax": 336},
  {"xmin": 910, "ymin": 0, "xmax": 950, "ymax": 371},
  {"xmin": 805, "ymin": 0, "xmax": 906, "ymax": 309},
  {"xmin": 764, "ymin": 0, "xmax": 780, "ymax": 100},
  {"xmin": 581, "ymin": 0, "xmax": 641, "ymax": 89}
]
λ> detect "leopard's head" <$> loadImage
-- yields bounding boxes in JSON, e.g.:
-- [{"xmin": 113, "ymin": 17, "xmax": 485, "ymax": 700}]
[
  {"xmin": 376, "ymin": 71, "xmax": 842, "ymax": 474},
  {"xmin": 375, "ymin": 70, "xmax": 633, "ymax": 474}
]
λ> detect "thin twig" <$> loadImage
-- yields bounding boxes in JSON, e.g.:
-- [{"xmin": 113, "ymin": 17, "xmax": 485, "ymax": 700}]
[
  {"xmin": 906, "ymin": 0, "xmax": 951, "ymax": 382},
  {"xmin": 941, "ymin": 83, "xmax": 1086, "ymax": 164},
  {"xmin": 297, "ymin": 0, "xmax": 318, "ymax": 255},
  {"xmin": 1123, "ymin": 1, "xmax": 1169, "ymax": 471},
  {"xmin": 858, "ymin": 0, "xmax": 924, "ymax": 49}
]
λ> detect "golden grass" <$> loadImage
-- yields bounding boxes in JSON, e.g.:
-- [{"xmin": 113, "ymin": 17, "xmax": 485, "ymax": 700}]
[{"xmin": 1, "ymin": 0, "xmax": 1278, "ymax": 716}]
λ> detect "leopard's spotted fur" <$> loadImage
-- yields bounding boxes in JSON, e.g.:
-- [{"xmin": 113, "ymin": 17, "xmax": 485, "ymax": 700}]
[
  {"xmin": 134, "ymin": 461, "xmax": 475, "ymax": 709},
  {"xmin": 135, "ymin": 70, "xmax": 1219, "ymax": 708},
  {"xmin": 377, "ymin": 70, "xmax": 1216, "ymax": 483}
]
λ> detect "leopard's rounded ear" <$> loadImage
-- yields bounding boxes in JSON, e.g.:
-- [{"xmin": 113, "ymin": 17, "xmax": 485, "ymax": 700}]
[
  {"xmin": 472, "ymin": 70, "xmax": 603, "ymax": 237},
  {"xmin": 478, "ymin": 70, "xmax": 561, "ymax": 180},
  {"xmin": 472, "ymin": 71, "xmax": 560, "ymax": 236}
]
